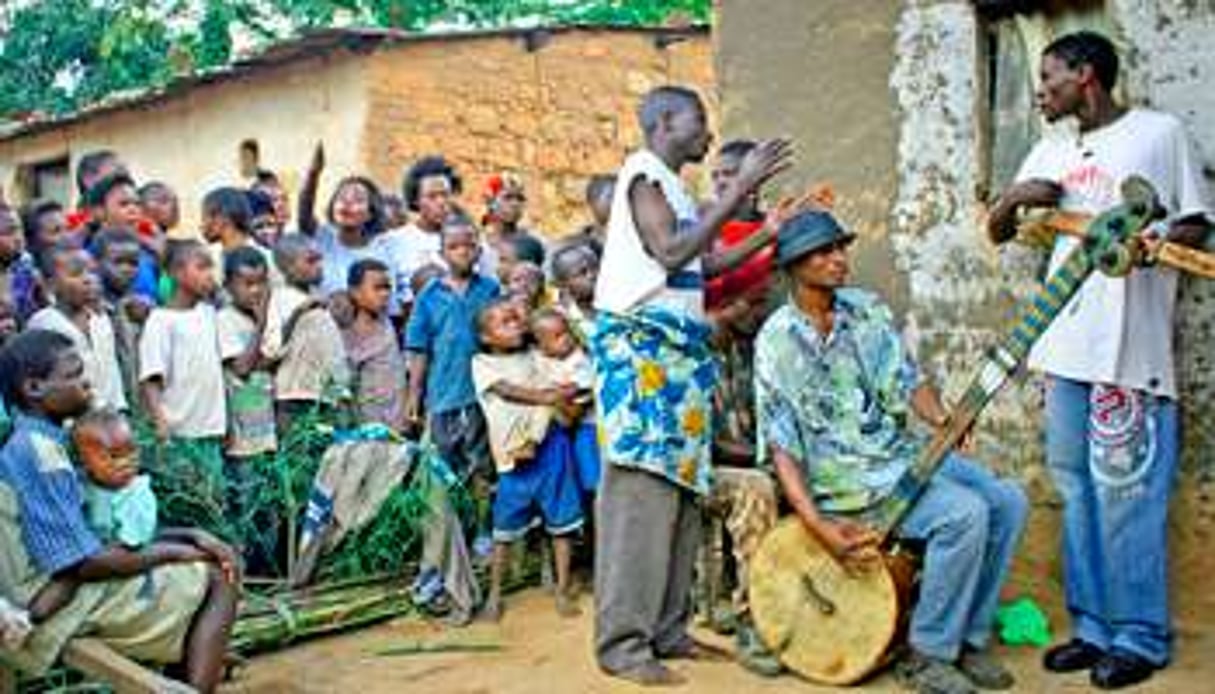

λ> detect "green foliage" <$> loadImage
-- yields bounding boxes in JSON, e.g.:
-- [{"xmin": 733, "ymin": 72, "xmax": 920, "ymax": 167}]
[{"xmin": 0, "ymin": 0, "xmax": 709, "ymax": 120}]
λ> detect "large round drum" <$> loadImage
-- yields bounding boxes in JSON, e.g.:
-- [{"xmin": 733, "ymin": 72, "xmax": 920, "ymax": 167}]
[{"xmin": 749, "ymin": 517, "xmax": 913, "ymax": 685}]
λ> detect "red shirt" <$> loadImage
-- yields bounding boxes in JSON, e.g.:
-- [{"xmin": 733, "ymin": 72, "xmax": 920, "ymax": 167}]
[{"xmin": 705, "ymin": 218, "xmax": 773, "ymax": 311}]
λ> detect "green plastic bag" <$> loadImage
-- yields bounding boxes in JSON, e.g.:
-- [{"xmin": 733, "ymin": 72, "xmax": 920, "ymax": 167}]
[{"xmin": 996, "ymin": 596, "xmax": 1052, "ymax": 647}]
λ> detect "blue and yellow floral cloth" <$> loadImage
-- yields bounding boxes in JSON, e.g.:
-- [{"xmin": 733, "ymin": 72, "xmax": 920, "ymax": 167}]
[{"xmin": 589, "ymin": 307, "xmax": 718, "ymax": 496}]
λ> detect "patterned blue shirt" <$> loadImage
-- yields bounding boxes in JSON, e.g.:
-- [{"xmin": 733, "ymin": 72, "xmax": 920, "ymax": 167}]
[
  {"xmin": 0, "ymin": 413, "xmax": 101, "ymax": 575},
  {"xmin": 755, "ymin": 288, "xmax": 923, "ymax": 515},
  {"xmin": 404, "ymin": 274, "xmax": 501, "ymax": 415}
]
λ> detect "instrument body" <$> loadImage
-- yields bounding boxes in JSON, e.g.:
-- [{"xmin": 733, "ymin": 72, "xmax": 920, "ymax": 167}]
[
  {"xmin": 749, "ymin": 177, "xmax": 1162, "ymax": 684},
  {"xmin": 1018, "ymin": 208, "xmax": 1215, "ymax": 279}
]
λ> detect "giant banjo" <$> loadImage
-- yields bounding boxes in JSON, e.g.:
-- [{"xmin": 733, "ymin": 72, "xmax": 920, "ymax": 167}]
[{"xmin": 748, "ymin": 176, "xmax": 1173, "ymax": 685}]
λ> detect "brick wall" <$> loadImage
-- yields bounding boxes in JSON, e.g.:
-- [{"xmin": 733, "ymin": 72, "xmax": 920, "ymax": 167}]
[{"xmin": 362, "ymin": 28, "xmax": 715, "ymax": 240}]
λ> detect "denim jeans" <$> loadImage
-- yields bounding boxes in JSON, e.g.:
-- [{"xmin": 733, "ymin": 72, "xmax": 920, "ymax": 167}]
[
  {"xmin": 1045, "ymin": 376, "xmax": 1179, "ymax": 665},
  {"xmin": 895, "ymin": 454, "xmax": 1028, "ymax": 660}
]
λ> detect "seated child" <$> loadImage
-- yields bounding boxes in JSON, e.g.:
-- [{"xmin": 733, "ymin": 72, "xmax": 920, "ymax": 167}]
[
  {"xmin": 0, "ymin": 329, "xmax": 238, "ymax": 691},
  {"xmin": 530, "ymin": 308, "xmax": 598, "ymax": 494},
  {"xmin": 262, "ymin": 234, "xmax": 350, "ymax": 433},
  {"xmin": 471, "ymin": 300, "xmax": 583, "ymax": 621},
  {"xmin": 342, "ymin": 259, "xmax": 407, "ymax": 429},
  {"xmin": 74, "ymin": 409, "xmax": 158, "ymax": 549}
]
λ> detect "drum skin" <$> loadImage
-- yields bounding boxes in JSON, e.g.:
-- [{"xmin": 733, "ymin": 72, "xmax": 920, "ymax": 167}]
[{"xmin": 749, "ymin": 517, "xmax": 915, "ymax": 685}]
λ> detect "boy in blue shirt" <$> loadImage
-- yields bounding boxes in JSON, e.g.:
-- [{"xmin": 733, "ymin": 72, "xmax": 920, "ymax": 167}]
[{"xmin": 405, "ymin": 214, "xmax": 500, "ymax": 546}]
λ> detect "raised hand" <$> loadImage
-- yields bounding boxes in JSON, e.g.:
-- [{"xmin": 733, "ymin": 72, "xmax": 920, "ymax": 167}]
[{"xmin": 735, "ymin": 138, "xmax": 794, "ymax": 197}]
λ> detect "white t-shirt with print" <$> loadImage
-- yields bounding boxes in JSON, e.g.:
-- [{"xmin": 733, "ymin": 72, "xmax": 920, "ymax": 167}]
[
  {"xmin": 138, "ymin": 303, "xmax": 227, "ymax": 438},
  {"xmin": 1016, "ymin": 109, "xmax": 1211, "ymax": 399}
]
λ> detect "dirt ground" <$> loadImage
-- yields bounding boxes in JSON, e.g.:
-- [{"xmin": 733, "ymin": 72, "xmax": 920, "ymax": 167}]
[
  {"xmin": 227, "ymin": 585, "xmax": 1213, "ymax": 694},
  {"xmin": 224, "ymin": 488, "xmax": 1215, "ymax": 693}
]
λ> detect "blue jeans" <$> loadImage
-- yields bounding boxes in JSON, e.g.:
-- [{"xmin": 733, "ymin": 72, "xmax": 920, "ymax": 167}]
[
  {"xmin": 895, "ymin": 455, "xmax": 1028, "ymax": 660},
  {"xmin": 1045, "ymin": 377, "xmax": 1179, "ymax": 665}
]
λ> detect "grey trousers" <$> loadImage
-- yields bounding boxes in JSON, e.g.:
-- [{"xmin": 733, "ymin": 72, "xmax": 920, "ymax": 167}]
[{"xmin": 594, "ymin": 462, "xmax": 702, "ymax": 673}]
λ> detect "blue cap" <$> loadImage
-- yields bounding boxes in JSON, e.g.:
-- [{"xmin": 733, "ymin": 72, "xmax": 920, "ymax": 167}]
[{"xmin": 775, "ymin": 210, "xmax": 855, "ymax": 266}]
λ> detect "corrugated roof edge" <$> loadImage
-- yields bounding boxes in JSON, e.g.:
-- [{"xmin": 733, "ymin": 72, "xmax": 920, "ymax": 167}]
[{"xmin": 0, "ymin": 23, "xmax": 709, "ymax": 143}]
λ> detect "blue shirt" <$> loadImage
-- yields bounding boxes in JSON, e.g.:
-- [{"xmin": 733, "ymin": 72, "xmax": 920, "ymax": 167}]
[
  {"xmin": 0, "ymin": 413, "xmax": 101, "ymax": 575},
  {"xmin": 755, "ymin": 289, "xmax": 922, "ymax": 515},
  {"xmin": 404, "ymin": 274, "xmax": 501, "ymax": 415},
  {"xmin": 131, "ymin": 248, "xmax": 160, "ymax": 303}
]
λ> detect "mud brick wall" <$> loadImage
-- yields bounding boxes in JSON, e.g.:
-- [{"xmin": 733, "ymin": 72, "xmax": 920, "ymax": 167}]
[{"xmin": 362, "ymin": 29, "xmax": 715, "ymax": 240}]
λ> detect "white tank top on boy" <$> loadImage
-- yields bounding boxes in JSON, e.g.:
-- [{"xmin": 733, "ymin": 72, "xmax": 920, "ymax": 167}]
[
  {"xmin": 1016, "ymin": 109, "xmax": 1212, "ymax": 399},
  {"xmin": 594, "ymin": 149, "xmax": 704, "ymax": 320}
]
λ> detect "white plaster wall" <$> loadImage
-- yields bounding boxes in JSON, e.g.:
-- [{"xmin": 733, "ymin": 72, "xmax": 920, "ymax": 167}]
[
  {"xmin": 889, "ymin": 1, "xmax": 1044, "ymax": 469},
  {"xmin": 889, "ymin": 0, "xmax": 1215, "ymax": 473},
  {"xmin": 1114, "ymin": 0, "xmax": 1215, "ymax": 471}
]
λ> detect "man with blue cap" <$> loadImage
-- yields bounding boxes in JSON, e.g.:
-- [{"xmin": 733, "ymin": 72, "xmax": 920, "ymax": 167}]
[{"xmin": 754, "ymin": 210, "xmax": 1028, "ymax": 694}]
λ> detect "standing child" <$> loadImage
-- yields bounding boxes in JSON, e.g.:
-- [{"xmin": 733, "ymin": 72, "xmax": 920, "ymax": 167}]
[
  {"xmin": 506, "ymin": 260, "xmax": 546, "ymax": 313},
  {"xmin": 262, "ymin": 234, "xmax": 349, "ymax": 433},
  {"xmin": 550, "ymin": 242, "xmax": 599, "ymax": 339},
  {"xmin": 0, "ymin": 296, "xmax": 18, "ymax": 438},
  {"xmin": 342, "ymin": 259, "xmax": 407, "ymax": 429},
  {"xmin": 0, "ymin": 204, "xmax": 45, "ymax": 326},
  {"xmin": 138, "ymin": 240, "xmax": 228, "ymax": 530},
  {"xmin": 94, "ymin": 227, "xmax": 150, "ymax": 407},
  {"xmin": 28, "ymin": 243, "xmax": 127, "ymax": 411},
  {"xmin": 216, "ymin": 247, "xmax": 278, "ymax": 571},
  {"xmin": 201, "ymin": 186, "xmax": 277, "ymax": 285},
  {"xmin": 404, "ymin": 215, "xmax": 500, "ymax": 547},
  {"xmin": 472, "ymin": 300, "xmax": 584, "ymax": 621},
  {"xmin": 217, "ymin": 247, "xmax": 277, "ymax": 459}
]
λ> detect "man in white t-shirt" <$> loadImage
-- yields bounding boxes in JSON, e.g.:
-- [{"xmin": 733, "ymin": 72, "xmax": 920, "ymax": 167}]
[
  {"xmin": 375, "ymin": 156, "xmax": 460, "ymax": 316},
  {"xmin": 987, "ymin": 31, "xmax": 1211, "ymax": 690},
  {"xmin": 589, "ymin": 85, "xmax": 790, "ymax": 686}
]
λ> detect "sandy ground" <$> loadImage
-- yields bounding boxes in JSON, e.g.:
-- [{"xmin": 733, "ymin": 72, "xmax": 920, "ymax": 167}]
[{"xmin": 227, "ymin": 587, "xmax": 1213, "ymax": 694}]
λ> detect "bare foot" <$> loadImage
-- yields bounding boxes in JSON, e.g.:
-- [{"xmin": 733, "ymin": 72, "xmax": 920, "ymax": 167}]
[
  {"xmin": 479, "ymin": 598, "xmax": 503, "ymax": 623},
  {"xmin": 602, "ymin": 661, "xmax": 686, "ymax": 687},
  {"xmin": 555, "ymin": 592, "xmax": 581, "ymax": 618},
  {"xmin": 443, "ymin": 607, "xmax": 473, "ymax": 627}
]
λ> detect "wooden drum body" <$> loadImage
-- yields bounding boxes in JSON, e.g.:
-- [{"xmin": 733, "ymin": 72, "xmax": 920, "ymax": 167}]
[{"xmin": 748, "ymin": 517, "xmax": 917, "ymax": 685}]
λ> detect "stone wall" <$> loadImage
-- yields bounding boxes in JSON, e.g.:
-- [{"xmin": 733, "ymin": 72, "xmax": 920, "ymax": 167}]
[{"xmin": 362, "ymin": 28, "xmax": 714, "ymax": 240}]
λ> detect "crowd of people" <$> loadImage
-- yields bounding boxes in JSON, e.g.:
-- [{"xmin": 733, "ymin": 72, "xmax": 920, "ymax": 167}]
[{"xmin": 0, "ymin": 27, "xmax": 1210, "ymax": 694}]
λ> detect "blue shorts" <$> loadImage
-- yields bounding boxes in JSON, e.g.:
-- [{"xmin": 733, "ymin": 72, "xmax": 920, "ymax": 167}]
[
  {"xmin": 572, "ymin": 422, "xmax": 601, "ymax": 493},
  {"xmin": 492, "ymin": 428, "xmax": 584, "ymax": 542}
]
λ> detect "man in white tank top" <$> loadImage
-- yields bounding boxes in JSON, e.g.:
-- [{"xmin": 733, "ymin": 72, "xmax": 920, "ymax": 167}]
[{"xmin": 589, "ymin": 85, "xmax": 791, "ymax": 686}]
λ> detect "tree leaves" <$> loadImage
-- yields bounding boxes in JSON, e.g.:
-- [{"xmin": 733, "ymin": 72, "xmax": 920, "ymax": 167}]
[{"xmin": 0, "ymin": 0, "xmax": 710, "ymax": 120}]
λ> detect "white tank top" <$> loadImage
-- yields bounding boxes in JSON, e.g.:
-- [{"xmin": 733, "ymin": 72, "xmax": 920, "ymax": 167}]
[{"xmin": 594, "ymin": 149, "xmax": 704, "ymax": 319}]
